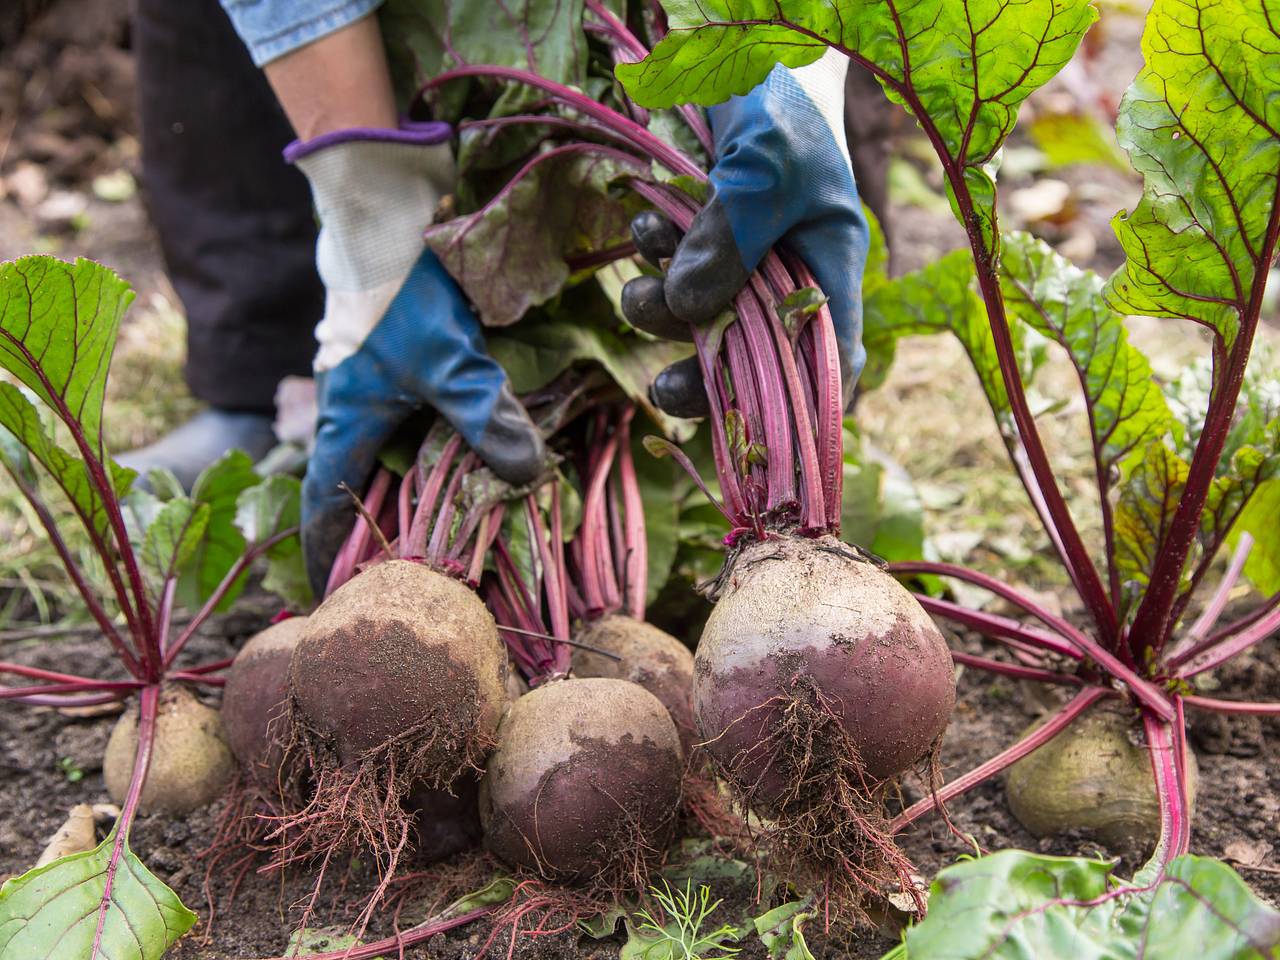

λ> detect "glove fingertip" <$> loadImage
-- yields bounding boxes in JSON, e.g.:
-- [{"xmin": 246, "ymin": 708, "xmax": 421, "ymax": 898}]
[
  {"xmin": 630, "ymin": 211, "xmax": 681, "ymax": 266},
  {"xmin": 621, "ymin": 275, "xmax": 694, "ymax": 342}
]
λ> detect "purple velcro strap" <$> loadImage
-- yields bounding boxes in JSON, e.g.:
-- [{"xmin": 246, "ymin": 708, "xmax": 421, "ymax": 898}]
[{"xmin": 284, "ymin": 119, "xmax": 453, "ymax": 163}]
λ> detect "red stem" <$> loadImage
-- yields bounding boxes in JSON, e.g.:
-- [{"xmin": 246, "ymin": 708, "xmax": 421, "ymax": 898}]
[
  {"xmin": 0, "ymin": 679, "xmax": 143, "ymax": 698},
  {"xmin": 408, "ymin": 433, "xmax": 463, "ymax": 557},
  {"xmin": 420, "ymin": 66, "xmax": 704, "ymax": 180},
  {"xmin": 912, "ymin": 593, "xmax": 1082, "ymax": 661},
  {"xmin": 581, "ymin": 431, "xmax": 621, "ymax": 615},
  {"xmin": 1, "ymin": 463, "xmax": 140, "ymax": 676},
  {"xmin": 1182, "ymin": 694, "xmax": 1280, "ymax": 716},
  {"xmin": 891, "ymin": 560, "xmax": 1172, "ymax": 720},
  {"xmin": 162, "ymin": 527, "xmax": 299, "ymax": 670},
  {"xmin": 1143, "ymin": 705, "xmax": 1192, "ymax": 872},
  {"xmin": 156, "ymin": 577, "xmax": 177, "ymax": 658},
  {"xmin": 616, "ymin": 408, "xmax": 647, "ymax": 619},
  {"xmin": 1174, "ymin": 603, "xmax": 1280, "ymax": 679},
  {"xmin": 263, "ymin": 905, "xmax": 498, "ymax": 960},
  {"xmin": 950, "ymin": 650, "xmax": 1082, "ymax": 687},
  {"xmin": 891, "ymin": 686, "xmax": 1111, "ymax": 833},
  {"xmin": 91, "ymin": 684, "xmax": 159, "ymax": 960},
  {"xmin": 0, "ymin": 661, "xmax": 121, "ymax": 685}
]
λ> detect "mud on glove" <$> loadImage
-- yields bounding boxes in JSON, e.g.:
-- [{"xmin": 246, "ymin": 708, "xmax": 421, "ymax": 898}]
[
  {"xmin": 621, "ymin": 50, "xmax": 869, "ymax": 416},
  {"xmin": 289, "ymin": 122, "xmax": 546, "ymax": 593}
]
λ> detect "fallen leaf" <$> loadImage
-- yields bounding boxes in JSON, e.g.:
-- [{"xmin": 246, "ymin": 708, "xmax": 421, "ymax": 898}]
[
  {"xmin": 1225, "ymin": 839, "xmax": 1272, "ymax": 869},
  {"xmin": 35, "ymin": 805, "xmax": 97, "ymax": 867}
]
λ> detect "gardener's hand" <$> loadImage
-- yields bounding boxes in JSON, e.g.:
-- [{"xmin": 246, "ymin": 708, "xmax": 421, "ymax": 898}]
[
  {"xmin": 290, "ymin": 123, "xmax": 545, "ymax": 594},
  {"xmin": 621, "ymin": 50, "xmax": 869, "ymax": 416}
]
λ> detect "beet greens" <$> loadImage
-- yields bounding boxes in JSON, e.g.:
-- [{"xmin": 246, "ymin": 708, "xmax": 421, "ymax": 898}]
[{"xmin": 0, "ymin": 257, "xmax": 306, "ymax": 957}]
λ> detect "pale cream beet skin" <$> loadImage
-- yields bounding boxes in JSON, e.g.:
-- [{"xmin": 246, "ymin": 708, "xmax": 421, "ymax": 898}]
[
  {"xmin": 694, "ymin": 536, "xmax": 956, "ymax": 804},
  {"xmin": 290, "ymin": 560, "xmax": 508, "ymax": 766},
  {"xmin": 105, "ymin": 684, "xmax": 236, "ymax": 815},
  {"xmin": 572, "ymin": 616, "xmax": 695, "ymax": 754},
  {"xmin": 480, "ymin": 677, "xmax": 683, "ymax": 879},
  {"xmin": 1006, "ymin": 703, "xmax": 1199, "ymax": 850}
]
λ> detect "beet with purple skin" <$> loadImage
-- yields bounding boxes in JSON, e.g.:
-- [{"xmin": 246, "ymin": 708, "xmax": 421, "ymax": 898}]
[
  {"xmin": 695, "ymin": 535, "xmax": 955, "ymax": 809},
  {"xmin": 289, "ymin": 559, "xmax": 507, "ymax": 778},
  {"xmin": 480, "ymin": 677, "xmax": 683, "ymax": 883},
  {"xmin": 221, "ymin": 615, "xmax": 308, "ymax": 792}
]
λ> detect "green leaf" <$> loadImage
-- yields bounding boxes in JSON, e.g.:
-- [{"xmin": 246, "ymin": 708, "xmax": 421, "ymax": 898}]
[
  {"xmin": 902, "ymin": 850, "xmax": 1280, "ymax": 959},
  {"xmin": 486, "ymin": 288, "xmax": 696, "ymax": 437},
  {"xmin": 443, "ymin": 876, "xmax": 516, "ymax": 915},
  {"xmin": 864, "ymin": 250, "xmax": 1019, "ymax": 417},
  {"xmin": 140, "ymin": 498, "xmax": 211, "ymax": 588},
  {"xmin": 425, "ymin": 151, "xmax": 644, "ymax": 328},
  {"xmin": 1115, "ymin": 441, "xmax": 1191, "ymax": 588},
  {"xmin": 626, "ymin": 880, "xmax": 741, "ymax": 960},
  {"xmin": 176, "ymin": 450, "xmax": 262, "ymax": 612},
  {"xmin": 1001, "ymin": 232, "xmax": 1173, "ymax": 487},
  {"xmin": 0, "ymin": 383, "xmax": 134, "ymax": 540},
  {"xmin": 618, "ymin": 0, "xmax": 1095, "ymax": 254},
  {"xmin": 235, "ymin": 475, "xmax": 310, "ymax": 608},
  {"xmin": 380, "ymin": 0, "xmax": 587, "ymax": 112},
  {"xmin": 1231, "ymin": 479, "xmax": 1280, "ymax": 594},
  {"xmin": 775, "ymin": 287, "xmax": 827, "ymax": 341},
  {"xmin": 841, "ymin": 428, "xmax": 928, "ymax": 565},
  {"xmin": 287, "ymin": 926, "xmax": 384, "ymax": 959},
  {"xmin": 754, "ymin": 899, "xmax": 817, "ymax": 960},
  {"xmin": 0, "ymin": 256, "xmax": 132, "ymax": 459},
  {"xmin": 1105, "ymin": 0, "xmax": 1280, "ymax": 345},
  {"xmin": 0, "ymin": 829, "xmax": 196, "ymax": 959}
]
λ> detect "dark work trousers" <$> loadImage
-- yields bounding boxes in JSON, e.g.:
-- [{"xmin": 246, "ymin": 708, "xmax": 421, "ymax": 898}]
[{"xmin": 134, "ymin": 0, "xmax": 322, "ymax": 414}]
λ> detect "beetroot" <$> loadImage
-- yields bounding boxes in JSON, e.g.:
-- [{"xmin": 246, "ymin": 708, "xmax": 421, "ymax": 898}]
[
  {"xmin": 480, "ymin": 677, "xmax": 682, "ymax": 882},
  {"xmin": 290, "ymin": 559, "xmax": 507, "ymax": 777},
  {"xmin": 696, "ymin": 535, "xmax": 955, "ymax": 805},
  {"xmin": 221, "ymin": 615, "xmax": 308, "ymax": 792},
  {"xmin": 572, "ymin": 616, "xmax": 695, "ymax": 755}
]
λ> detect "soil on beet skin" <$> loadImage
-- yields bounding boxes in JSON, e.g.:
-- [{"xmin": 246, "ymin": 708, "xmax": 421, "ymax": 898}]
[{"xmin": 3, "ymin": 616, "xmax": 1277, "ymax": 960}]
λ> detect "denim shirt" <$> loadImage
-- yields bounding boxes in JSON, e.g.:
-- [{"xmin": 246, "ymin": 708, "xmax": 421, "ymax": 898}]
[{"xmin": 220, "ymin": 0, "xmax": 383, "ymax": 66}]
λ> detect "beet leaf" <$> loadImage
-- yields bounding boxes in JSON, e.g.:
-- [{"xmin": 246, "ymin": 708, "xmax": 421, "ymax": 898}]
[
  {"xmin": 0, "ymin": 827, "xmax": 196, "ymax": 960},
  {"xmin": 897, "ymin": 850, "xmax": 1280, "ymax": 959}
]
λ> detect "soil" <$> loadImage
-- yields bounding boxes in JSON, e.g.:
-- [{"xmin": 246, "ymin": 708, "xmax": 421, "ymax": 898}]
[{"xmin": 3, "ymin": 609, "xmax": 1277, "ymax": 959}]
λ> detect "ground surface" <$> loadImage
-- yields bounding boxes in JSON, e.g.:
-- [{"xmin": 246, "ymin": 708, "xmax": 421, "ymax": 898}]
[{"xmin": 3, "ymin": 1, "xmax": 1280, "ymax": 958}]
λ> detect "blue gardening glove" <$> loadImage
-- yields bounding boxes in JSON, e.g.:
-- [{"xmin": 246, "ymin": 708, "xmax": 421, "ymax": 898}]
[
  {"xmin": 288, "ymin": 122, "xmax": 546, "ymax": 593},
  {"xmin": 621, "ymin": 50, "xmax": 868, "ymax": 416}
]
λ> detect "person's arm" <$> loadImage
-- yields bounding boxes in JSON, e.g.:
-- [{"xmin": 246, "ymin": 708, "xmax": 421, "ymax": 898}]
[
  {"xmin": 218, "ymin": 3, "xmax": 546, "ymax": 593},
  {"xmin": 260, "ymin": 14, "xmax": 396, "ymax": 139}
]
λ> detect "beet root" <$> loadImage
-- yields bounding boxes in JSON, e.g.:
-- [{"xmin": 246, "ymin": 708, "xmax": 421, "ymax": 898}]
[
  {"xmin": 695, "ymin": 535, "xmax": 955, "ymax": 805},
  {"xmin": 104, "ymin": 684, "xmax": 236, "ymax": 815},
  {"xmin": 571, "ymin": 616, "xmax": 695, "ymax": 755},
  {"xmin": 221, "ymin": 615, "xmax": 308, "ymax": 794},
  {"xmin": 480, "ymin": 677, "xmax": 682, "ymax": 886},
  {"xmin": 693, "ymin": 535, "xmax": 953, "ymax": 914},
  {"xmin": 1005, "ymin": 703, "xmax": 1200, "ymax": 852},
  {"xmin": 276, "ymin": 560, "xmax": 507, "ymax": 881}
]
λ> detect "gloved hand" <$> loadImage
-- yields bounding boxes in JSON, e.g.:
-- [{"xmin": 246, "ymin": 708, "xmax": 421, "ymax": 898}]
[
  {"xmin": 288, "ymin": 121, "xmax": 546, "ymax": 593},
  {"xmin": 621, "ymin": 50, "xmax": 868, "ymax": 416}
]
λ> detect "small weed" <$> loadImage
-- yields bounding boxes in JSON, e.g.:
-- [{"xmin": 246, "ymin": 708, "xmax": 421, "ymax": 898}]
[
  {"xmin": 58, "ymin": 757, "xmax": 84, "ymax": 783},
  {"xmin": 631, "ymin": 880, "xmax": 740, "ymax": 960}
]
